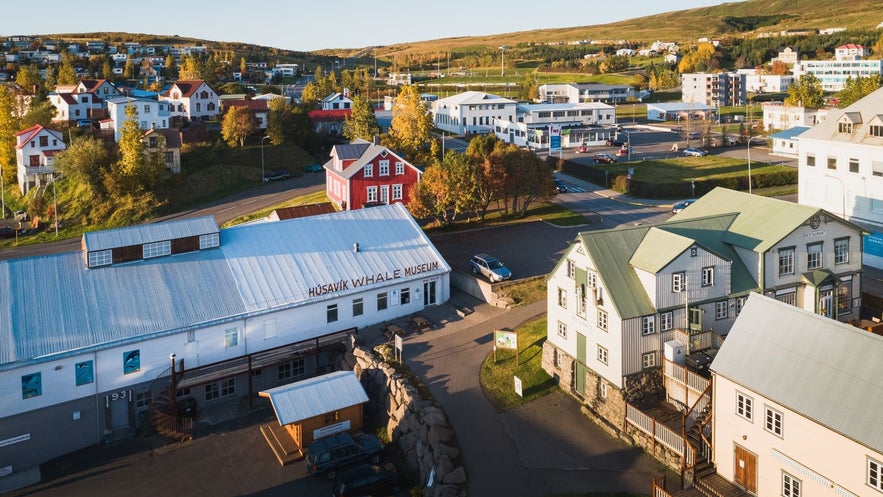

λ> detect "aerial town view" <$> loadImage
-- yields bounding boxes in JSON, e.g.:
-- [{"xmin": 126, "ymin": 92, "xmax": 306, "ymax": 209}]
[{"xmin": 2, "ymin": 0, "xmax": 883, "ymax": 496}]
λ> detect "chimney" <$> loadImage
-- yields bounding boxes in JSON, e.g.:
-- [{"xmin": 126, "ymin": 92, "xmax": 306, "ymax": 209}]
[{"xmin": 373, "ymin": 135, "xmax": 380, "ymax": 145}]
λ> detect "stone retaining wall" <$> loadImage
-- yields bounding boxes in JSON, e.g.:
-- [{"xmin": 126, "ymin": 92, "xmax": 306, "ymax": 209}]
[{"xmin": 345, "ymin": 343, "xmax": 467, "ymax": 497}]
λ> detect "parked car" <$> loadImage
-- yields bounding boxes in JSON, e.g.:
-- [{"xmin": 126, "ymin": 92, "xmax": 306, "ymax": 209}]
[
  {"xmin": 304, "ymin": 163, "xmax": 324, "ymax": 173},
  {"xmin": 75, "ymin": 119, "xmax": 92, "ymax": 128},
  {"xmin": 331, "ymin": 463, "xmax": 399, "ymax": 497},
  {"xmin": 554, "ymin": 180, "xmax": 568, "ymax": 193},
  {"xmin": 615, "ymin": 147, "xmax": 629, "ymax": 157},
  {"xmin": 306, "ymin": 432, "xmax": 384, "ymax": 480},
  {"xmin": 688, "ymin": 131, "xmax": 701, "ymax": 139},
  {"xmin": 606, "ymin": 138, "xmax": 625, "ymax": 147},
  {"xmin": 592, "ymin": 153, "xmax": 617, "ymax": 164},
  {"xmin": 469, "ymin": 253, "xmax": 512, "ymax": 282},
  {"xmin": 683, "ymin": 148, "xmax": 708, "ymax": 157},
  {"xmin": 262, "ymin": 169, "xmax": 290, "ymax": 182},
  {"xmin": 575, "ymin": 144, "xmax": 590, "ymax": 153},
  {"xmin": 671, "ymin": 199, "xmax": 697, "ymax": 213}
]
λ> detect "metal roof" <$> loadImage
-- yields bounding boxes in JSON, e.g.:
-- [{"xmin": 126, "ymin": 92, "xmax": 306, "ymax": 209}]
[
  {"xmin": 1, "ymin": 203, "xmax": 448, "ymax": 369},
  {"xmin": 801, "ymin": 87, "xmax": 883, "ymax": 146},
  {"xmin": 220, "ymin": 203, "xmax": 449, "ymax": 312},
  {"xmin": 578, "ymin": 213, "xmax": 758, "ymax": 320},
  {"xmin": 435, "ymin": 91, "xmax": 516, "ymax": 106},
  {"xmin": 768, "ymin": 126, "xmax": 810, "ymax": 140},
  {"xmin": 260, "ymin": 371, "xmax": 368, "ymax": 425},
  {"xmin": 668, "ymin": 187, "xmax": 821, "ymax": 253},
  {"xmin": 82, "ymin": 215, "xmax": 219, "ymax": 252},
  {"xmin": 711, "ymin": 293, "xmax": 883, "ymax": 454}
]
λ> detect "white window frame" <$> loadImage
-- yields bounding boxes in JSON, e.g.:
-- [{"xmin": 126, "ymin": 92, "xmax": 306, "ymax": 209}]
[
  {"xmin": 673, "ymin": 272, "xmax": 685, "ymax": 292},
  {"xmin": 779, "ymin": 247, "xmax": 795, "ymax": 276},
  {"xmin": 224, "ymin": 328, "xmax": 238, "ymax": 348},
  {"xmin": 378, "ymin": 160, "xmax": 389, "ymax": 176},
  {"xmin": 868, "ymin": 457, "xmax": 883, "ymax": 492},
  {"xmin": 366, "ymin": 186, "xmax": 378, "ymax": 203},
  {"xmin": 597, "ymin": 309, "xmax": 608, "ymax": 331},
  {"xmin": 567, "ymin": 260, "xmax": 574, "ymax": 278},
  {"xmin": 558, "ymin": 288, "xmax": 567, "ymax": 308},
  {"xmin": 642, "ymin": 351, "xmax": 656, "ymax": 368},
  {"xmin": 715, "ymin": 301, "xmax": 728, "ymax": 320},
  {"xmin": 765, "ymin": 405, "xmax": 783, "ymax": 437},
  {"xmin": 736, "ymin": 391, "xmax": 753, "ymax": 421},
  {"xmin": 363, "ymin": 164, "xmax": 373, "ymax": 177},
  {"xmin": 597, "ymin": 345, "xmax": 608, "ymax": 365},
  {"xmin": 199, "ymin": 233, "xmax": 220, "ymax": 249},
  {"xmin": 702, "ymin": 266, "xmax": 714, "ymax": 287},
  {"xmin": 143, "ymin": 240, "xmax": 171, "ymax": 259},
  {"xmin": 782, "ymin": 472, "xmax": 801, "ymax": 497},
  {"xmin": 834, "ymin": 237, "xmax": 849, "ymax": 265},
  {"xmin": 395, "ymin": 161, "xmax": 404, "ymax": 175},
  {"xmin": 807, "ymin": 242, "xmax": 823, "ymax": 270},
  {"xmin": 392, "ymin": 184, "xmax": 403, "ymax": 200},
  {"xmin": 599, "ymin": 381, "xmax": 608, "ymax": 399},
  {"xmin": 557, "ymin": 321, "xmax": 567, "ymax": 339},
  {"xmin": 641, "ymin": 316, "xmax": 655, "ymax": 335},
  {"xmin": 660, "ymin": 311, "xmax": 673, "ymax": 331},
  {"xmin": 89, "ymin": 249, "xmax": 113, "ymax": 267}
]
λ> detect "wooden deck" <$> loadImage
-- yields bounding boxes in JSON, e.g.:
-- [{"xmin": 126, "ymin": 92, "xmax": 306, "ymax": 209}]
[
  {"xmin": 259, "ymin": 422, "xmax": 304, "ymax": 466},
  {"xmin": 695, "ymin": 473, "xmax": 753, "ymax": 497}
]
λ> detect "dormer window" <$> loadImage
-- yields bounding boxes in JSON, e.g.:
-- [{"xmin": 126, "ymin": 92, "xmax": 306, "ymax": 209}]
[{"xmin": 838, "ymin": 122, "xmax": 853, "ymax": 133}]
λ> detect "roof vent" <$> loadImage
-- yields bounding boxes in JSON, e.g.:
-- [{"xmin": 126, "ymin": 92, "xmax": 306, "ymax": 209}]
[{"xmin": 353, "ymin": 242, "xmax": 359, "ymax": 253}]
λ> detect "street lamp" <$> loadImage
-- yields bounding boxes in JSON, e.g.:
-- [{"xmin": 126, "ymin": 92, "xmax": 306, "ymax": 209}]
[
  {"xmin": 51, "ymin": 174, "xmax": 58, "ymax": 237},
  {"xmin": 260, "ymin": 135, "xmax": 270, "ymax": 183},
  {"xmin": 746, "ymin": 135, "xmax": 764, "ymax": 194},
  {"xmin": 499, "ymin": 46, "xmax": 508, "ymax": 77}
]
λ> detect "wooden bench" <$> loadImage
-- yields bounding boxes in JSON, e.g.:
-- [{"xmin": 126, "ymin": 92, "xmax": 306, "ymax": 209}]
[{"xmin": 384, "ymin": 324, "xmax": 405, "ymax": 341}]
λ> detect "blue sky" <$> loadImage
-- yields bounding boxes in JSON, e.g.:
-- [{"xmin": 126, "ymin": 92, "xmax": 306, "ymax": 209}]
[{"xmin": 2, "ymin": 0, "xmax": 735, "ymax": 52}]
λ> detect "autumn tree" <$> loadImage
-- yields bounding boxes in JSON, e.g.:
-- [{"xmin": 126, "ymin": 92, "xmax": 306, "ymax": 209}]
[
  {"xmin": 53, "ymin": 136, "xmax": 111, "ymax": 221},
  {"xmin": 519, "ymin": 71, "xmax": 539, "ymax": 101},
  {"xmin": 499, "ymin": 146, "xmax": 555, "ymax": 217},
  {"xmin": 0, "ymin": 88, "xmax": 18, "ymax": 190},
  {"xmin": 785, "ymin": 74, "xmax": 824, "ymax": 108},
  {"xmin": 407, "ymin": 151, "xmax": 478, "ymax": 224},
  {"xmin": 768, "ymin": 60, "xmax": 790, "ymax": 76},
  {"xmin": 383, "ymin": 85, "xmax": 433, "ymax": 165},
  {"xmin": 57, "ymin": 51, "xmax": 79, "ymax": 85},
  {"xmin": 837, "ymin": 75, "xmax": 881, "ymax": 108},
  {"xmin": 678, "ymin": 43, "xmax": 717, "ymax": 73},
  {"xmin": 343, "ymin": 93, "xmax": 380, "ymax": 141},
  {"xmin": 16, "ymin": 65, "xmax": 43, "ymax": 93},
  {"xmin": 21, "ymin": 98, "xmax": 57, "ymax": 128},
  {"xmin": 266, "ymin": 96, "xmax": 290, "ymax": 145},
  {"xmin": 111, "ymin": 104, "xmax": 162, "ymax": 195},
  {"xmin": 221, "ymin": 106, "xmax": 258, "ymax": 147}
]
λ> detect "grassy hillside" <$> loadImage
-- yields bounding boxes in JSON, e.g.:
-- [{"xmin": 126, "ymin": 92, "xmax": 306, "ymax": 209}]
[{"xmin": 359, "ymin": 0, "xmax": 883, "ymax": 58}]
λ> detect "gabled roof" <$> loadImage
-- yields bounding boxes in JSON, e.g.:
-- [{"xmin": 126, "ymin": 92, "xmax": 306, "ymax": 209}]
[
  {"xmin": 668, "ymin": 187, "xmax": 825, "ymax": 253},
  {"xmin": 435, "ymin": 90, "xmax": 516, "ymax": 106},
  {"xmin": 14, "ymin": 124, "xmax": 64, "ymax": 149},
  {"xmin": 712, "ymin": 293, "xmax": 883, "ymax": 454},
  {"xmin": 260, "ymin": 371, "xmax": 368, "ymax": 425},
  {"xmin": 1, "ymin": 204, "xmax": 449, "ymax": 370},
  {"xmin": 801, "ymin": 86, "xmax": 883, "ymax": 144},
  {"xmin": 165, "ymin": 80, "xmax": 210, "ymax": 98},
  {"xmin": 77, "ymin": 79, "xmax": 112, "ymax": 93},
  {"xmin": 327, "ymin": 140, "xmax": 420, "ymax": 180},
  {"xmin": 142, "ymin": 128, "xmax": 182, "ymax": 149}
]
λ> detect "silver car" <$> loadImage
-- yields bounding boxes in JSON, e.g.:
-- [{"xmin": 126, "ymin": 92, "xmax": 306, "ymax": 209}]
[{"xmin": 469, "ymin": 253, "xmax": 512, "ymax": 282}]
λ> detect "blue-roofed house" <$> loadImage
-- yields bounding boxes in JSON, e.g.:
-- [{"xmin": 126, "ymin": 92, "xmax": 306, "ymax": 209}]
[
  {"xmin": 769, "ymin": 125, "xmax": 810, "ymax": 158},
  {"xmin": 0, "ymin": 203, "xmax": 450, "ymax": 481}
]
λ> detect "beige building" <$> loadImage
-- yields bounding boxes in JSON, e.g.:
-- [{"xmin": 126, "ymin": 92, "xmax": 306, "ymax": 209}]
[{"xmin": 712, "ymin": 293, "xmax": 883, "ymax": 497}]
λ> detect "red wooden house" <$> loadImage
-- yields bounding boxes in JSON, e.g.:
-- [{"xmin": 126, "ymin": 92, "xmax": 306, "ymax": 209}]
[{"xmin": 324, "ymin": 139, "xmax": 422, "ymax": 211}]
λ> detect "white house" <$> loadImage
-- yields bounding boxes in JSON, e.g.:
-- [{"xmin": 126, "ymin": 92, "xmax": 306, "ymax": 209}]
[
  {"xmin": 321, "ymin": 92, "xmax": 353, "ymax": 111},
  {"xmin": 793, "ymin": 58, "xmax": 883, "ymax": 92},
  {"xmin": 741, "ymin": 72, "xmax": 793, "ymax": 94},
  {"xmin": 768, "ymin": 126, "xmax": 810, "ymax": 158},
  {"xmin": 537, "ymin": 83, "xmax": 635, "ymax": 104},
  {"xmin": 797, "ymin": 86, "xmax": 883, "ymax": 268},
  {"xmin": 0, "ymin": 203, "xmax": 450, "ymax": 481},
  {"xmin": 160, "ymin": 80, "xmax": 220, "ymax": 122},
  {"xmin": 48, "ymin": 92, "xmax": 102, "ymax": 123},
  {"xmin": 834, "ymin": 43, "xmax": 868, "ymax": 60},
  {"xmin": 762, "ymin": 102, "xmax": 831, "ymax": 132},
  {"xmin": 493, "ymin": 102, "xmax": 616, "ymax": 149},
  {"xmin": 431, "ymin": 91, "xmax": 517, "ymax": 135},
  {"xmin": 711, "ymin": 293, "xmax": 883, "ymax": 497},
  {"xmin": 541, "ymin": 188, "xmax": 864, "ymax": 434},
  {"xmin": 106, "ymin": 97, "xmax": 171, "ymax": 142},
  {"xmin": 14, "ymin": 125, "xmax": 66, "ymax": 194}
]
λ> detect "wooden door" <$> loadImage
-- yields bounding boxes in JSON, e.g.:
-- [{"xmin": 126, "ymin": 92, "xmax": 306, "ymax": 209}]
[
  {"xmin": 573, "ymin": 333, "xmax": 587, "ymax": 396},
  {"xmin": 734, "ymin": 444, "xmax": 757, "ymax": 494}
]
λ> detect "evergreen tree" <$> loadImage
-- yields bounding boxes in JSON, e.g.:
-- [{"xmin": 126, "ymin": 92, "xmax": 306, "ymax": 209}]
[{"xmin": 343, "ymin": 94, "xmax": 379, "ymax": 141}]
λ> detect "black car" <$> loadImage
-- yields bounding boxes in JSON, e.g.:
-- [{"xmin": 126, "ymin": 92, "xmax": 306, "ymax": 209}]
[
  {"xmin": 331, "ymin": 463, "xmax": 399, "ymax": 497},
  {"xmin": 554, "ymin": 180, "xmax": 568, "ymax": 193},
  {"xmin": 306, "ymin": 432, "xmax": 384, "ymax": 480},
  {"xmin": 262, "ymin": 169, "xmax": 290, "ymax": 182},
  {"xmin": 592, "ymin": 153, "xmax": 618, "ymax": 164},
  {"xmin": 606, "ymin": 138, "xmax": 625, "ymax": 147}
]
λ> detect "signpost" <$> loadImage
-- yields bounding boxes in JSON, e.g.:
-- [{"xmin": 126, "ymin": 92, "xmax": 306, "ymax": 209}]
[
  {"xmin": 549, "ymin": 125, "xmax": 561, "ymax": 156},
  {"xmin": 493, "ymin": 328, "xmax": 519, "ymax": 365},
  {"xmin": 514, "ymin": 376, "xmax": 523, "ymax": 397},
  {"xmin": 394, "ymin": 334, "xmax": 403, "ymax": 362}
]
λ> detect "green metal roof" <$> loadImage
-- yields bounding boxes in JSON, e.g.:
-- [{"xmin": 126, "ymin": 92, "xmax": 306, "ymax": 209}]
[
  {"xmin": 630, "ymin": 228, "xmax": 694, "ymax": 273},
  {"xmin": 578, "ymin": 225, "xmax": 657, "ymax": 320},
  {"xmin": 801, "ymin": 269, "xmax": 837, "ymax": 287},
  {"xmin": 669, "ymin": 187, "xmax": 821, "ymax": 253}
]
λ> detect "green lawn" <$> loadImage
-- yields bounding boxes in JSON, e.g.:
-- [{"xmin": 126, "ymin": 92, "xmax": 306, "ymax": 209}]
[
  {"xmin": 479, "ymin": 316, "xmax": 558, "ymax": 412},
  {"xmin": 221, "ymin": 190, "xmax": 331, "ymax": 227},
  {"xmin": 592, "ymin": 156, "xmax": 793, "ymax": 183}
]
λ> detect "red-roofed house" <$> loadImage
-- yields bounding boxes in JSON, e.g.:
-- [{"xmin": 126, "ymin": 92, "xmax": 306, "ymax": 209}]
[
  {"xmin": 308, "ymin": 109, "xmax": 351, "ymax": 135},
  {"xmin": 14, "ymin": 125, "xmax": 66, "ymax": 194},
  {"xmin": 220, "ymin": 98, "xmax": 269, "ymax": 129},
  {"xmin": 835, "ymin": 44, "xmax": 868, "ymax": 60},
  {"xmin": 48, "ymin": 91, "xmax": 102, "ymax": 123},
  {"xmin": 324, "ymin": 139, "xmax": 422, "ymax": 210},
  {"xmin": 74, "ymin": 79, "xmax": 123, "ymax": 102},
  {"xmin": 160, "ymin": 80, "xmax": 220, "ymax": 124}
]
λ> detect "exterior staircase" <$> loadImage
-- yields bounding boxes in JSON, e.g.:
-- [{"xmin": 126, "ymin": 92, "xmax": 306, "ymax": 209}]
[{"xmin": 260, "ymin": 422, "xmax": 304, "ymax": 466}]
